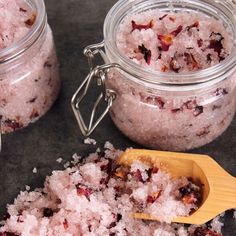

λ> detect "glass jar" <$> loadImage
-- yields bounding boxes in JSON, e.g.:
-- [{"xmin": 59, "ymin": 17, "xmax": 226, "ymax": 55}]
[
  {"xmin": 0, "ymin": 0, "xmax": 60, "ymax": 134},
  {"xmin": 72, "ymin": 0, "xmax": 236, "ymax": 151}
]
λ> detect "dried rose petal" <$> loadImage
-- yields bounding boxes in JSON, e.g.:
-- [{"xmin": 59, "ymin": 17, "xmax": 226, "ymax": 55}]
[
  {"xmin": 193, "ymin": 106, "xmax": 204, "ymax": 117},
  {"xmin": 63, "ymin": 219, "xmax": 68, "ymax": 230},
  {"xmin": 154, "ymin": 97, "xmax": 165, "ymax": 109},
  {"xmin": 182, "ymin": 193, "xmax": 197, "ymax": 204},
  {"xmin": 171, "ymin": 25, "xmax": 183, "ymax": 37},
  {"xmin": 169, "ymin": 56, "xmax": 181, "ymax": 73},
  {"xmin": 147, "ymin": 190, "xmax": 162, "ymax": 204},
  {"xmin": 184, "ymin": 53, "xmax": 199, "ymax": 69},
  {"xmin": 3, "ymin": 212, "xmax": 10, "ymax": 221},
  {"xmin": 115, "ymin": 170, "xmax": 126, "ymax": 179},
  {"xmin": 30, "ymin": 108, "xmax": 39, "ymax": 119},
  {"xmin": 197, "ymin": 126, "xmax": 211, "ymax": 137},
  {"xmin": 212, "ymin": 105, "xmax": 222, "ymax": 111},
  {"xmin": 76, "ymin": 185, "xmax": 93, "ymax": 200},
  {"xmin": 131, "ymin": 20, "xmax": 154, "ymax": 32},
  {"xmin": 4, "ymin": 119, "xmax": 23, "ymax": 130},
  {"xmin": 100, "ymin": 177, "xmax": 109, "ymax": 185},
  {"xmin": 208, "ymin": 32, "xmax": 224, "ymax": 60},
  {"xmin": 207, "ymin": 54, "xmax": 212, "ymax": 64},
  {"xmin": 0, "ymin": 98, "xmax": 7, "ymax": 108},
  {"xmin": 197, "ymin": 39, "xmax": 203, "ymax": 47},
  {"xmin": 158, "ymin": 26, "xmax": 183, "ymax": 52},
  {"xmin": 43, "ymin": 208, "xmax": 54, "ymax": 217},
  {"xmin": 28, "ymin": 97, "xmax": 37, "ymax": 103},
  {"xmin": 25, "ymin": 12, "xmax": 36, "ymax": 26},
  {"xmin": 171, "ymin": 108, "xmax": 183, "ymax": 113},
  {"xmin": 184, "ymin": 100, "xmax": 197, "ymax": 110},
  {"xmin": 193, "ymin": 227, "xmax": 222, "ymax": 236},
  {"xmin": 134, "ymin": 169, "xmax": 144, "ymax": 182},
  {"xmin": 0, "ymin": 233, "xmax": 19, "ymax": 236},
  {"xmin": 19, "ymin": 8, "xmax": 27, "ymax": 12},
  {"xmin": 138, "ymin": 44, "xmax": 152, "ymax": 65},
  {"xmin": 179, "ymin": 183, "xmax": 201, "ymax": 205},
  {"xmin": 44, "ymin": 61, "xmax": 52, "ymax": 68},
  {"xmin": 117, "ymin": 213, "xmax": 122, "ymax": 222},
  {"xmin": 139, "ymin": 94, "xmax": 165, "ymax": 109},
  {"xmin": 152, "ymin": 167, "xmax": 159, "ymax": 174},
  {"xmin": 215, "ymin": 88, "xmax": 228, "ymax": 96},
  {"xmin": 161, "ymin": 65, "xmax": 169, "ymax": 72},
  {"xmin": 169, "ymin": 16, "xmax": 176, "ymax": 22},
  {"xmin": 158, "ymin": 34, "xmax": 173, "ymax": 51},
  {"xmin": 147, "ymin": 167, "xmax": 159, "ymax": 180},
  {"xmin": 186, "ymin": 21, "xmax": 199, "ymax": 31}
]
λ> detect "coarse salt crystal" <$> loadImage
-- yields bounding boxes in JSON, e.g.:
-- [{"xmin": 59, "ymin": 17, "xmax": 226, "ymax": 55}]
[
  {"xmin": 64, "ymin": 161, "xmax": 70, "ymax": 168},
  {"xmin": 84, "ymin": 138, "xmax": 97, "ymax": 145},
  {"xmin": 25, "ymin": 185, "xmax": 30, "ymax": 191},
  {"xmin": 56, "ymin": 157, "xmax": 63, "ymax": 163},
  {"xmin": 104, "ymin": 141, "xmax": 114, "ymax": 150}
]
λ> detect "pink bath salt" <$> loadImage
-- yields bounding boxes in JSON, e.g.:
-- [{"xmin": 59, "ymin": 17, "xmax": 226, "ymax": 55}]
[
  {"xmin": 0, "ymin": 0, "xmax": 36, "ymax": 49},
  {"xmin": 0, "ymin": 0, "xmax": 60, "ymax": 133},
  {"xmin": 0, "ymin": 146, "xmax": 224, "ymax": 236},
  {"xmin": 117, "ymin": 10, "xmax": 233, "ymax": 73}
]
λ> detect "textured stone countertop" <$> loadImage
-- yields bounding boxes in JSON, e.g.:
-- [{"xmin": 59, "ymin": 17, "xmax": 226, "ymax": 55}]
[{"xmin": 0, "ymin": 0, "xmax": 235, "ymax": 235}]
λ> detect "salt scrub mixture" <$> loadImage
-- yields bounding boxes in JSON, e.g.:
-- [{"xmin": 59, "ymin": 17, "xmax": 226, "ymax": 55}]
[
  {"xmin": 117, "ymin": 11, "xmax": 233, "ymax": 72},
  {"xmin": 0, "ymin": 0, "xmax": 60, "ymax": 133},
  {"xmin": 106, "ymin": 10, "xmax": 236, "ymax": 151},
  {"xmin": 0, "ymin": 145, "xmax": 224, "ymax": 236}
]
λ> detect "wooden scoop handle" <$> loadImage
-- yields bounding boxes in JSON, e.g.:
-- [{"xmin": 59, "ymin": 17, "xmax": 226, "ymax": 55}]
[{"xmin": 120, "ymin": 149, "xmax": 236, "ymax": 225}]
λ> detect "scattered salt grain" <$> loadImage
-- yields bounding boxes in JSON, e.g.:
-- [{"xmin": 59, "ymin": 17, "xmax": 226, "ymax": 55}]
[
  {"xmin": 210, "ymin": 215, "xmax": 224, "ymax": 233},
  {"xmin": 104, "ymin": 141, "xmax": 114, "ymax": 150},
  {"xmin": 63, "ymin": 161, "xmax": 70, "ymax": 169},
  {"xmin": 56, "ymin": 157, "xmax": 63, "ymax": 163},
  {"xmin": 25, "ymin": 185, "xmax": 30, "ymax": 191},
  {"xmin": 71, "ymin": 154, "xmax": 81, "ymax": 165},
  {"xmin": 32, "ymin": 168, "xmax": 37, "ymax": 174},
  {"xmin": 84, "ymin": 138, "xmax": 97, "ymax": 145}
]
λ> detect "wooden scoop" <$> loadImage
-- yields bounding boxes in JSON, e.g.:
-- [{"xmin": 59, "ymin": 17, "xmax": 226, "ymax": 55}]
[{"xmin": 118, "ymin": 149, "xmax": 236, "ymax": 225}]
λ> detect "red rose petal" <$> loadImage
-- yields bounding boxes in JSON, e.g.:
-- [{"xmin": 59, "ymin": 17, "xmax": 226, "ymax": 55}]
[
  {"xmin": 131, "ymin": 20, "xmax": 154, "ymax": 32},
  {"xmin": 158, "ymin": 26, "xmax": 183, "ymax": 51},
  {"xmin": 138, "ymin": 44, "xmax": 152, "ymax": 65}
]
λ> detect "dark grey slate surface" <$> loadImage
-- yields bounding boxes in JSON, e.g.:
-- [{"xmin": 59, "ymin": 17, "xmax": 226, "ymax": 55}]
[{"xmin": 0, "ymin": 0, "xmax": 235, "ymax": 235}]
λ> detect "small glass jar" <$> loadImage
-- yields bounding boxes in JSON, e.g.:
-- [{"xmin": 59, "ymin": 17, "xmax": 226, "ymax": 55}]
[
  {"xmin": 72, "ymin": 0, "xmax": 236, "ymax": 151},
  {"xmin": 0, "ymin": 0, "xmax": 60, "ymax": 134}
]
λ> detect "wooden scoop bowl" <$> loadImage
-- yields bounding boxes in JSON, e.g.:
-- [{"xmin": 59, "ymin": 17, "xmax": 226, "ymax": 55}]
[{"xmin": 118, "ymin": 149, "xmax": 236, "ymax": 225}]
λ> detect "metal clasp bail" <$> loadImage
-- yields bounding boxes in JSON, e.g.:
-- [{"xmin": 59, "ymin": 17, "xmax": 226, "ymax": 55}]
[
  {"xmin": 71, "ymin": 41, "xmax": 118, "ymax": 136},
  {"xmin": 83, "ymin": 41, "xmax": 105, "ymax": 70}
]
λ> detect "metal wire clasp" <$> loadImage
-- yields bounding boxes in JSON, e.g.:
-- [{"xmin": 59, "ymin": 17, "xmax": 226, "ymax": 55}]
[{"xmin": 71, "ymin": 42, "xmax": 118, "ymax": 136}]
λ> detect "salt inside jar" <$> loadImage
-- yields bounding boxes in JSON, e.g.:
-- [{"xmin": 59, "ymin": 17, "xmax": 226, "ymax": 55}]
[
  {"xmin": 0, "ymin": 0, "xmax": 60, "ymax": 136},
  {"xmin": 72, "ymin": 0, "xmax": 236, "ymax": 151}
]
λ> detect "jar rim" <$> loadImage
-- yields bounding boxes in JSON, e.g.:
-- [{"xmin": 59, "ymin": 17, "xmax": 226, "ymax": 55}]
[
  {"xmin": 103, "ymin": 0, "xmax": 236, "ymax": 86},
  {"xmin": 0, "ymin": 0, "xmax": 46, "ymax": 64}
]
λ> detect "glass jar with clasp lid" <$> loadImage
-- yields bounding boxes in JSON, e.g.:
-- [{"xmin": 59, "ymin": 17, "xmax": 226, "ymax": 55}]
[
  {"xmin": 0, "ymin": 0, "xmax": 60, "ymax": 151},
  {"xmin": 72, "ymin": 0, "xmax": 236, "ymax": 151}
]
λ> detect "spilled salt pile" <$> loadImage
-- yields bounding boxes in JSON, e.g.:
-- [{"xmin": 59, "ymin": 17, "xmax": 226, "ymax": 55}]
[{"xmin": 0, "ymin": 145, "xmax": 223, "ymax": 235}]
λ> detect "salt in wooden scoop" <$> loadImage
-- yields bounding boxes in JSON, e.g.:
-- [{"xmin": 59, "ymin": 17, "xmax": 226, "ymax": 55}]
[{"xmin": 118, "ymin": 149, "xmax": 236, "ymax": 225}]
